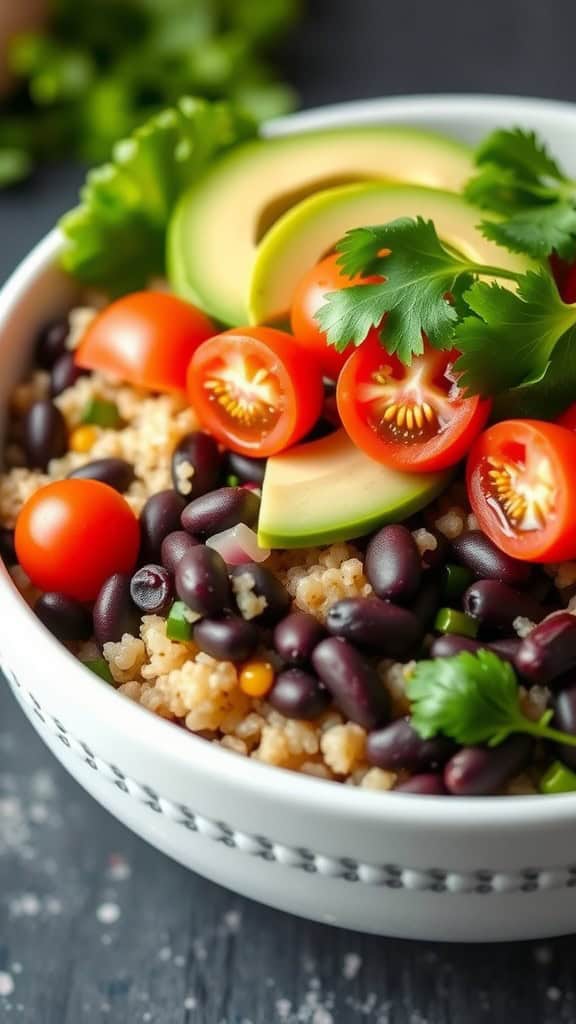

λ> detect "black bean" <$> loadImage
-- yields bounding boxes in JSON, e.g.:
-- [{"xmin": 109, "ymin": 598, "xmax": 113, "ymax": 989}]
[
  {"xmin": 50, "ymin": 351, "xmax": 87, "ymax": 397},
  {"xmin": 181, "ymin": 487, "xmax": 260, "ymax": 538},
  {"xmin": 411, "ymin": 579, "xmax": 442, "ymax": 629},
  {"xmin": 68, "ymin": 457, "xmax": 135, "ymax": 493},
  {"xmin": 93, "ymin": 572, "xmax": 141, "ymax": 647},
  {"xmin": 230, "ymin": 563, "xmax": 290, "ymax": 625},
  {"xmin": 463, "ymin": 580, "xmax": 546, "ymax": 632},
  {"xmin": 273, "ymin": 612, "xmax": 326, "ymax": 665},
  {"xmin": 193, "ymin": 614, "xmax": 260, "ymax": 662},
  {"xmin": 23, "ymin": 399, "xmax": 68, "ymax": 470},
  {"xmin": 35, "ymin": 317, "xmax": 69, "ymax": 369},
  {"xmin": 139, "ymin": 490, "xmax": 186, "ymax": 563},
  {"xmin": 171, "ymin": 432, "xmax": 223, "ymax": 499},
  {"xmin": 302, "ymin": 416, "xmax": 338, "ymax": 443},
  {"xmin": 514, "ymin": 612, "xmax": 576, "ymax": 684},
  {"xmin": 429, "ymin": 633, "xmax": 520, "ymax": 665},
  {"xmin": 451, "ymin": 531, "xmax": 531, "ymax": 588},
  {"xmin": 366, "ymin": 718, "xmax": 456, "ymax": 772},
  {"xmin": 444, "ymin": 736, "xmax": 532, "ymax": 796},
  {"xmin": 35, "ymin": 592, "xmax": 92, "ymax": 643},
  {"xmin": 225, "ymin": 451, "xmax": 267, "ymax": 486},
  {"xmin": 553, "ymin": 685, "xmax": 576, "ymax": 770},
  {"xmin": 365, "ymin": 525, "xmax": 422, "ymax": 602},
  {"xmin": 395, "ymin": 774, "xmax": 449, "ymax": 795},
  {"xmin": 0, "ymin": 527, "xmax": 16, "ymax": 566},
  {"xmin": 325, "ymin": 597, "xmax": 422, "ymax": 659},
  {"xmin": 130, "ymin": 564, "xmax": 173, "ymax": 615},
  {"xmin": 175, "ymin": 546, "xmax": 231, "ymax": 617},
  {"xmin": 421, "ymin": 531, "xmax": 450, "ymax": 572},
  {"xmin": 489, "ymin": 637, "xmax": 522, "ymax": 662},
  {"xmin": 268, "ymin": 668, "xmax": 331, "ymax": 720},
  {"xmin": 160, "ymin": 530, "xmax": 200, "ymax": 575},
  {"xmin": 311, "ymin": 637, "xmax": 389, "ymax": 730}
]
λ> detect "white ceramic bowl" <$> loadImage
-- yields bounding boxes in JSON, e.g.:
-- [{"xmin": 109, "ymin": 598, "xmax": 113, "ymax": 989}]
[{"xmin": 3, "ymin": 94, "xmax": 576, "ymax": 943}]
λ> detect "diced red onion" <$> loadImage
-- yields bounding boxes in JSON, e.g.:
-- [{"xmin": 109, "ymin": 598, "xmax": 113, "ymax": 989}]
[{"xmin": 206, "ymin": 523, "xmax": 270, "ymax": 565}]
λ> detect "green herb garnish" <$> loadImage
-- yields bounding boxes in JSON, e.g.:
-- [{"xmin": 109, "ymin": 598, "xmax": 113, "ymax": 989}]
[
  {"xmin": 59, "ymin": 96, "xmax": 256, "ymax": 295},
  {"xmin": 464, "ymin": 128, "xmax": 576, "ymax": 260},
  {"xmin": 316, "ymin": 215, "xmax": 576, "ymax": 417},
  {"xmin": 407, "ymin": 650, "xmax": 576, "ymax": 749},
  {"xmin": 0, "ymin": 0, "xmax": 300, "ymax": 184},
  {"xmin": 81, "ymin": 397, "xmax": 121, "ymax": 429}
]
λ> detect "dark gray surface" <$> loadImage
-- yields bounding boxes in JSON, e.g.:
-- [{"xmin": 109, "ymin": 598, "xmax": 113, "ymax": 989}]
[{"xmin": 2, "ymin": 1, "xmax": 576, "ymax": 1020}]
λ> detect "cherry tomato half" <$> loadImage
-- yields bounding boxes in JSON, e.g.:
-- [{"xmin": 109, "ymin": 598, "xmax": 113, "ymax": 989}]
[
  {"xmin": 557, "ymin": 403, "xmax": 576, "ymax": 431},
  {"xmin": 467, "ymin": 420, "xmax": 576, "ymax": 563},
  {"xmin": 75, "ymin": 292, "xmax": 216, "ymax": 392},
  {"xmin": 290, "ymin": 255, "xmax": 381, "ymax": 380},
  {"xmin": 15, "ymin": 479, "xmax": 140, "ymax": 601},
  {"xmin": 336, "ymin": 337, "xmax": 491, "ymax": 472},
  {"xmin": 550, "ymin": 254, "xmax": 576, "ymax": 303},
  {"xmin": 187, "ymin": 326, "xmax": 324, "ymax": 457}
]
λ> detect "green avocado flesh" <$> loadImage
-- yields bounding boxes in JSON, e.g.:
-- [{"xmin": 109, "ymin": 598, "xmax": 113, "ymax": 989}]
[
  {"xmin": 250, "ymin": 182, "xmax": 534, "ymax": 323},
  {"xmin": 257, "ymin": 429, "xmax": 450, "ymax": 549},
  {"xmin": 168, "ymin": 125, "xmax": 474, "ymax": 324}
]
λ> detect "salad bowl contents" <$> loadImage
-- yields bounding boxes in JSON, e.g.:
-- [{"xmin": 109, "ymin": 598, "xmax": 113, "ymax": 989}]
[{"xmin": 4, "ymin": 95, "xmax": 576, "ymax": 940}]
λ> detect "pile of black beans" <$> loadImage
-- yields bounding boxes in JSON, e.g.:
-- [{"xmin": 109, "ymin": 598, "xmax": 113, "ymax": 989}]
[{"xmin": 10, "ymin": 328, "xmax": 576, "ymax": 795}]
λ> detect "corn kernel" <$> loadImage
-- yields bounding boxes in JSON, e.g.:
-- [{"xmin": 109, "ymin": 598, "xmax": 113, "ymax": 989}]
[
  {"xmin": 239, "ymin": 660, "xmax": 275, "ymax": 698},
  {"xmin": 70, "ymin": 424, "xmax": 98, "ymax": 453}
]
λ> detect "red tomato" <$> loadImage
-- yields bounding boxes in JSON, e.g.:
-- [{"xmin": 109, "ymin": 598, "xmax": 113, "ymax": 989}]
[
  {"xmin": 557, "ymin": 403, "xmax": 576, "ymax": 431},
  {"xmin": 336, "ymin": 337, "xmax": 491, "ymax": 472},
  {"xmin": 15, "ymin": 479, "xmax": 140, "ymax": 601},
  {"xmin": 467, "ymin": 420, "xmax": 576, "ymax": 562},
  {"xmin": 290, "ymin": 255, "xmax": 381, "ymax": 380},
  {"xmin": 550, "ymin": 254, "xmax": 576, "ymax": 303},
  {"xmin": 187, "ymin": 326, "xmax": 324, "ymax": 457},
  {"xmin": 75, "ymin": 291, "xmax": 216, "ymax": 392}
]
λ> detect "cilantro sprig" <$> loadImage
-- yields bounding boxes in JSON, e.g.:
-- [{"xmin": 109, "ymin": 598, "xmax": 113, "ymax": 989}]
[
  {"xmin": 315, "ymin": 217, "xmax": 520, "ymax": 364},
  {"xmin": 464, "ymin": 128, "xmax": 576, "ymax": 260},
  {"xmin": 59, "ymin": 96, "xmax": 256, "ymax": 295},
  {"xmin": 407, "ymin": 650, "xmax": 576, "ymax": 749}
]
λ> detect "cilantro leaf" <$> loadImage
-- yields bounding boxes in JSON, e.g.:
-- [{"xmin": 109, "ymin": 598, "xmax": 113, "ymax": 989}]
[
  {"xmin": 493, "ymin": 328, "xmax": 576, "ymax": 420},
  {"xmin": 59, "ymin": 97, "xmax": 256, "ymax": 295},
  {"xmin": 481, "ymin": 202, "xmax": 576, "ymax": 260},
  {"xmin": 407, "ymin": 650, "xmax": 576, "ymax": 750},
  {"xmin": 475, "ymin": 128, "xmax": 566, "ymax": 183},
  {"xmin": 454, "ymin": 269, "xmax": 576, "ymax": 396},
  {"xmin": 465, "ymin": 128, "xmax": 576, "ymax": 260},
  {"xmin": 315, "ymin": 218, "xmax": 477, "ymax": 363}
]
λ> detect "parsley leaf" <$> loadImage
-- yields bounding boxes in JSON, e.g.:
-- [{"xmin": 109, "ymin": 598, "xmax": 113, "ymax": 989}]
[
  {"xmin": 454, "ymin": 269, "xmax": 576, "ymax": 397},
  {"xmin": 315, "ymin": 218, "xmax": 480, "ymax": 363},
  {"xmin": 465, "ymin": 128, "xmax": 576, "ymax": 260},
  {"xmin": 407, "ymin": 650, "xmax": 576, "ymax": 749},
  {"xmin": 59, "ymin": 97, "xmax": 256, "ymax": 295}
]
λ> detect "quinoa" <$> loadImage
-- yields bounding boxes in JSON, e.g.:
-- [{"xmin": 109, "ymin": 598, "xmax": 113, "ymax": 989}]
[{"xmin": 4, "ymin": 305, "xmax": 576, "ymax": 794}]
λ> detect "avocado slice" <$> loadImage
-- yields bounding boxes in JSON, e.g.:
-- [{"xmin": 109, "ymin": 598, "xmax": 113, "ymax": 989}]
[
  {"xmin": 249, "ymin": 183, "xmax": 534, "ymax": 323},
  {"xmin": 258, "ymin": 429, "xmax": 450, "ymax": 549},
  {"xmin": 168, "ymin": 126, "xmax": 474, "ymax": 324}
]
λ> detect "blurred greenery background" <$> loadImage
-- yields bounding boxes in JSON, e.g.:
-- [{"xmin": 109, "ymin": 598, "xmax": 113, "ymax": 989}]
[{"xmin": 0, "ymin": 0, "xmax": 302, "ymax": 187}]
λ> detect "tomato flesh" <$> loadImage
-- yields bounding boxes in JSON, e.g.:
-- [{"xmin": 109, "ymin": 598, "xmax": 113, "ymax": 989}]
[
  {"xmin": 15, "ymin": 479, "xmax": 140, "ymax": 601},
  {"xmin": 557, "ymin": 403, "xmax": 576, "ymax": 432},
  {"xmin": 75, "ymin": 291, "xmax": 216, "ymax": 392},
  {"xmin": 187, "ymin": 326, "xmax": 324, "ymax": 457},
  {"xmin": 290, "ymin": 254, "xmax": 381, "ymax": 380},
  {"xmin": 336, "ymin": 337, "xmax": 491, "ymax": 472},
  {"xmin": 467, "ymin": 420, "xmax": 576, "ymax": 562}
]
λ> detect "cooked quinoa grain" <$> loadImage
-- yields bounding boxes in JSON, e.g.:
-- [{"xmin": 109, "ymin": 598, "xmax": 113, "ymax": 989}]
[{"xmin": 4, "ymin": 305, "xmax": 576, "ymax": 794}]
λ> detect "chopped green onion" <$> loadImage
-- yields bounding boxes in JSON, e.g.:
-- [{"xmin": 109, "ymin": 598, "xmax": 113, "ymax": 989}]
[
  {"xmin": 226, "ymin": 474, "xmax": 240, "ymax": 487},
  {"xmin": 434, "ymin": 608, "xmax": 479, "ymax": 639},
  {"xmin": 81, "ymin": 397, "xmax": 121, "ymax": 428},
  {"xmin": 539, "ymin": 761, "xmax": 576, "ymax": 794},
  {"xmin": 166, "ymin": 600, "xmax": 196, "ymax": 642},
  {"xmin": 83, "ymin": 658, "xmax": 114, "ymax": 684},
  {"xmin": 441, "ymin": 563, "xmax": 474, "ymax": 604}
]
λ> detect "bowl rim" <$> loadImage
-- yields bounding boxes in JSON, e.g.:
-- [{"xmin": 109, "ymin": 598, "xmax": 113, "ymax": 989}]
[{"xmin": 3, "ymin": 91, "xmax": 576, "ymax": 829}]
